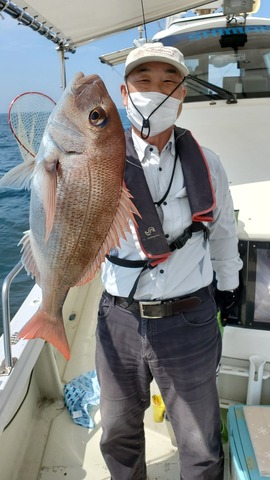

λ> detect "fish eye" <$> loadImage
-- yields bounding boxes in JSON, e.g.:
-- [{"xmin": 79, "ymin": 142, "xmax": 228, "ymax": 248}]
[{"xmin": 89, "ymin": 107, "xmax": 107, "ymax": 126}]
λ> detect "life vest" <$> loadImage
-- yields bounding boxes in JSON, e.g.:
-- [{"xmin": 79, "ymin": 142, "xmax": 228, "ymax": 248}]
[{"xmin": 106, "ymin": 126, "xmax": 216, "ymax": 300}]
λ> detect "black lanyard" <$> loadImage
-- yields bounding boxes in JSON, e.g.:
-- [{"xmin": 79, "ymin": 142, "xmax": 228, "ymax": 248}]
[{"xmin": 154, "ymin": 149, "xmax": 178, "ymax": 207}]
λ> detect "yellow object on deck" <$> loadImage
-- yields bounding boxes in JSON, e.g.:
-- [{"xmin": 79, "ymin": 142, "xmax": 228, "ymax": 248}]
[{"xmin": 152, "ymin": 394, "xmax": 166, "ymax": 422}]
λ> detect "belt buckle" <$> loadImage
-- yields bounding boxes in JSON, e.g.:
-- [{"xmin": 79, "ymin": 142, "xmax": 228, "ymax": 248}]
[{"xmin": 139, "ymin": 300, "xmax": 162, "ymax": 319}]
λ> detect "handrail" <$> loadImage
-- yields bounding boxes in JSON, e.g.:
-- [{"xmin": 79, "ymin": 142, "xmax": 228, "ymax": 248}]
[{"xmin": 1, "ymin": 260, "xmax": 23, "ymax": 371}]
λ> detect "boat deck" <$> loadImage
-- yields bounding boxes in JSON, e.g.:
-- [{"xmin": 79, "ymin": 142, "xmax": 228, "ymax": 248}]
[
  {"xmin": 0, "ymin": 274, "xmax": 230, "ymax": 480},
  {"xmin": 37, "ymin": 407, "xmax": 180, "ymax": 480}
]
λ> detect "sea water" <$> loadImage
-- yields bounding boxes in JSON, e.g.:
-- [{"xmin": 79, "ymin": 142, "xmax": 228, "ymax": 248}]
[{"xmin": 0, "ymin": 110, "xmax": 130, "ymax": 335}]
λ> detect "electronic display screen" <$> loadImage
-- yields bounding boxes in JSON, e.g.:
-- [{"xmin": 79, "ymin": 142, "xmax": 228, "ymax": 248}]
[
  {"xmin": 239, "ymin": 241, "xmax": 270, "ymax": 330},
  {"xmin": 254, "ymin": 248, "xmax": 270, "ymax": 324}
]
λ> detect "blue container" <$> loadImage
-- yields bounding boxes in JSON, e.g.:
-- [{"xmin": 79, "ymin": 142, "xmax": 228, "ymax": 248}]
[{"xmin": 228, "ymin": 405, "xmax": 270, "ymax": 480}]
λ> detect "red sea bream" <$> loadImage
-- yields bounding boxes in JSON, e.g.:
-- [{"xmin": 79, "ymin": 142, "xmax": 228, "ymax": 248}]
[{"xmin": 0, "ymin": 73, "xmax": 138, "ymax": 360}]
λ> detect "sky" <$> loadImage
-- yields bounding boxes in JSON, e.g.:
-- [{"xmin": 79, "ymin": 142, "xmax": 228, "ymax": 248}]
[{"xmin": 0, "ymin": 0, "xmax": 269, "ymax": 113}]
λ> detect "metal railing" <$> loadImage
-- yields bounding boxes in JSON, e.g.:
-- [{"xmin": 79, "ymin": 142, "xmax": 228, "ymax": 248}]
[{"xmin": 1, "ymin": 261, "xmax": 23, "ymax": 372}]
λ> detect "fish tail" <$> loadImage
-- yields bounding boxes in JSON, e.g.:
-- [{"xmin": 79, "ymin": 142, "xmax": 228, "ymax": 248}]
[{"xmin": 18, "ymin": 310, "xmax": 71, "ymax": 360}]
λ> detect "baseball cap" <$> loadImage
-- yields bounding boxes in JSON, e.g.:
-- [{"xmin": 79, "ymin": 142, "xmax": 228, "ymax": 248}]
[{"xmin": 125, "ymin": 42, "xmax": 189, "ymax": 78}]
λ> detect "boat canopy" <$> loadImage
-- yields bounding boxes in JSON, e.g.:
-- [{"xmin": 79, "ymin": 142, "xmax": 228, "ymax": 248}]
[{"xmin": 0, "ymin": 0, "xmax": 222, "ymax": 51}]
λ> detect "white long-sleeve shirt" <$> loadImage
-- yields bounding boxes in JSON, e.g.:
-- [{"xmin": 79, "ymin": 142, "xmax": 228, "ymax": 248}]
[{"xmin": 101, "ymin": 130, "xmax": 243, "ymax": 300}]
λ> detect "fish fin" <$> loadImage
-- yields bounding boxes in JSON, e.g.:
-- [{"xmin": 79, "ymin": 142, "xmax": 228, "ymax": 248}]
[
  {"xmin": 36, "ymin": 160, "xmax": 58, "ymax": 242},
  {"xmin": 75, "ymin": 184, "xmax": 140, "ymax": 286},
  {"xmin": 19, "ymin": 231, "xmax": 41, "ymax": 285},
  {"xmin": 0, "ymin": 159, "xmax": 35, "ymax": 190},
  {"xmin": 19, "ymin": 310, "xmax": 70, "ymax": 360}
]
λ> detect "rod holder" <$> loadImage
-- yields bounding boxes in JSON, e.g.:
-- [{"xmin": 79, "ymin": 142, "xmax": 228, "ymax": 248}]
[{"xmin": 246, "ymin": 354, "xmax": 266, "ymax": 405}]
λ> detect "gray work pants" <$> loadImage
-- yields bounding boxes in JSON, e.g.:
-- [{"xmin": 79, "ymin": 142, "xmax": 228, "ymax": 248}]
[{"xmin": 95, "ymin": 289, "xmax": 224, "ymax": 480}]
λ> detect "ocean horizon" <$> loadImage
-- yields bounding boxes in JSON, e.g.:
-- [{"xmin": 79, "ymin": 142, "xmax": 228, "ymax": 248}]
[{"xmin": 0, "ymin": 109, "xmax": 130, "ymax": 336}]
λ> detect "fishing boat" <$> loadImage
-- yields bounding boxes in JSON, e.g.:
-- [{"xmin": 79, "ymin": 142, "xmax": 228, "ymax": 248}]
[{"xmin": 0, "ymin": 0, "xmax": 270, "ymax": 479}]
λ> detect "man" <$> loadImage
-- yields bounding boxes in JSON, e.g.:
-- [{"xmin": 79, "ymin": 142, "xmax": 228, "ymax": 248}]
[{"xmin": 96, "ymin": 42, "xmax": 242, "ymax": 480}]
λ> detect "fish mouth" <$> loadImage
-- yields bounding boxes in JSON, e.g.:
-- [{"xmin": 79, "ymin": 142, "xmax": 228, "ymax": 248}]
[
  {"xmin": 72, "ymin": 73, "xmax": 110, "ymax": 117},
  {"xmin": 72, "ymin": 73, "xmax": 102, "ymax": 95}
]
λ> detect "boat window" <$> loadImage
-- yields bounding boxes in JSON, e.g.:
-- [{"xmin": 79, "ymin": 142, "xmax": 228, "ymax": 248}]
[{"xmin": 161, "ymin": 24, "xmax": 270, "ymax": 102}]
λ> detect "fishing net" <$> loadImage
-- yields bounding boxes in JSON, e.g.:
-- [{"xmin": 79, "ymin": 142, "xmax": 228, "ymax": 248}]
[{"xmin": 8, "ymin": 92, "xmax": 56, "ymax": 162}]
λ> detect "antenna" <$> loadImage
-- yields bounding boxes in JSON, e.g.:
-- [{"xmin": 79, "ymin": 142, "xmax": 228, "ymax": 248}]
[{"xmin": 140, "ymin": 0, "xmax": 148, "ymax": 42}]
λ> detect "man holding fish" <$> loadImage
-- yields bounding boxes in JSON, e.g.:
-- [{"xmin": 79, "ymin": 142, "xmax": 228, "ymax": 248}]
[{"xmin": 96, "ymin": 43, "xmax": 243, "ymax": 480}]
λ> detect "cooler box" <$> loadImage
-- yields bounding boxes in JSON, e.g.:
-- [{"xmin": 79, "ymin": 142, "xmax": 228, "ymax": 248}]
[{"xmin": 228, "ymin": 405, "xmax": 270, "ymax": 480}]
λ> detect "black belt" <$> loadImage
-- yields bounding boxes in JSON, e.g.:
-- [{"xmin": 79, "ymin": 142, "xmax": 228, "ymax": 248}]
[{"xmin": 104, "ymin": 286, "xmax": 212, "ymax": 319}]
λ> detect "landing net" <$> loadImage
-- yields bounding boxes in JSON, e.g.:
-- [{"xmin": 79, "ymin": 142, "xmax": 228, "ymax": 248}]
[{"xmin": 8, "ymin": 92, "xmax": 56, "ymax": 162}]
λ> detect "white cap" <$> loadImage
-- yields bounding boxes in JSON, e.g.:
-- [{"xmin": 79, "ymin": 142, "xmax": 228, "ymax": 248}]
[{"xmin": 125, "ymin": 42, "xmax": 189, "ymax": 78}]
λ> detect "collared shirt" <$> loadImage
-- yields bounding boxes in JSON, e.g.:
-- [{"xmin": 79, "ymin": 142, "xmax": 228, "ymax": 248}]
[{"xmin": 101, "ymin": 130, "xmax": 243, "ymax": 300}]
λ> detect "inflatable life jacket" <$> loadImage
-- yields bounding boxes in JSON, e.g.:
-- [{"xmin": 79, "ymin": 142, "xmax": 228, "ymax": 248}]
[{"xmin": 106, "ymin": 127, "xmax": 216, "ymax": 301}]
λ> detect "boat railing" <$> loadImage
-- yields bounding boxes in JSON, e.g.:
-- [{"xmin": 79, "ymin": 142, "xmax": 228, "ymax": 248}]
[{"xmin": 1, "ymin": 260, "xmax": 23, "ymax": 374}]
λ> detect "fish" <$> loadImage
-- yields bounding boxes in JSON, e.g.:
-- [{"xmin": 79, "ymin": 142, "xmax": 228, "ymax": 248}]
[{"xmin": 0, "ymin": 73, "xmax": 139, "ymax": 360}]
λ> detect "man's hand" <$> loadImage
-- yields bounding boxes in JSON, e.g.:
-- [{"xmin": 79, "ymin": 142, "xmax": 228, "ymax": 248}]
[{"xmin": 215, "ymin": 288, "xmax": 240, "ymax": 325}]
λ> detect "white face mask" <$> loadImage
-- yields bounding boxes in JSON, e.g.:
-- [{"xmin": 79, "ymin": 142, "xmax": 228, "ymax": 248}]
[{"xmin": 126, "ymin": 91, "xmax": 182, "ymax": 138}]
